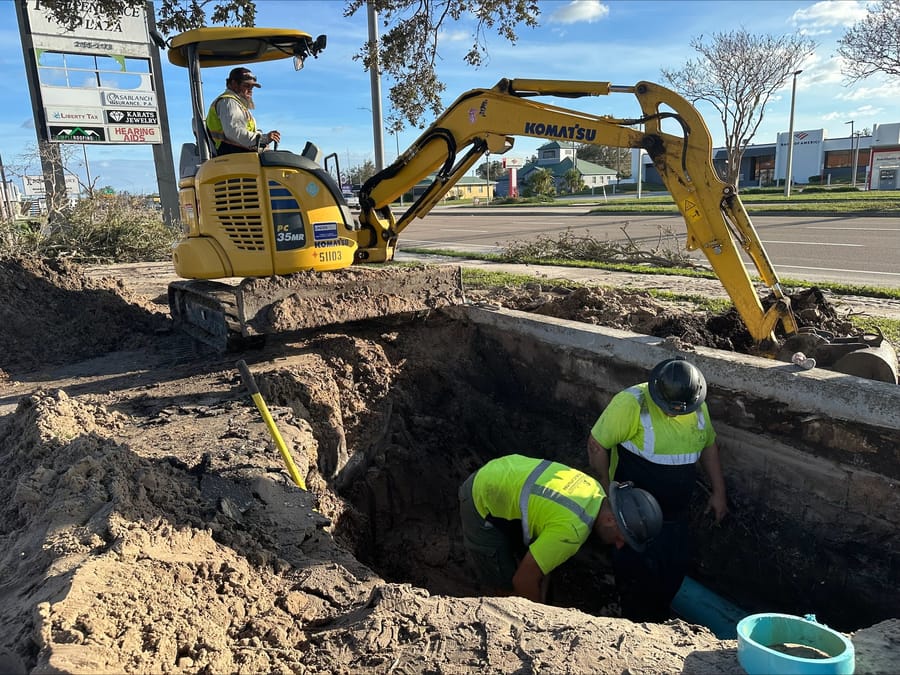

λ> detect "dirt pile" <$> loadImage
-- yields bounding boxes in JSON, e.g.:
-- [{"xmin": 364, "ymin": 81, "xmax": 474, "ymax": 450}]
[
  {"xmin": 0, "ymin": 258, "xmax": 895, "ymax": 673},
  {"xmin": 467, "ymin": 282, "xmax": 865, "ymax": 355},
  {"xmin": 0, "ymin": 257, "xmax": 169, "ymax": 377}
]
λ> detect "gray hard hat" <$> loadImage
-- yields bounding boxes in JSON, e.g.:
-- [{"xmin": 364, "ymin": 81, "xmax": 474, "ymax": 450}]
[
  {"xmin": 648, "ymin": 357, "xmax": 707, "ymax": 415},
  {"xmin": 607, "ymin": 481, "xmax": 663, "ymax": 552}
]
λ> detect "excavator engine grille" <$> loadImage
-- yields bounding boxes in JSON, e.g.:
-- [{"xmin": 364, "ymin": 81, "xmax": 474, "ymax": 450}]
[{"xmin": 211, "ymin": 176, "xmax": 265, "ymax": 251}]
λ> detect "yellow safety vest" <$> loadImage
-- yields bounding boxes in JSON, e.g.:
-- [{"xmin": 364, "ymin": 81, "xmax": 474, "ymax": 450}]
[
  {"xmin": 619, "ymin": 384, "xmax": 709, "ymax": 465},
  {"xmin": 206, "ymin": 91, "xmax": 257, "ymax": 150}
]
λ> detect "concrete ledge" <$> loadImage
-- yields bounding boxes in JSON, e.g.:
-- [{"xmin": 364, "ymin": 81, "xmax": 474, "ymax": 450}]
[{"xmin": 461, "ymin": 305, "xmax": 899, "ymax": 431}]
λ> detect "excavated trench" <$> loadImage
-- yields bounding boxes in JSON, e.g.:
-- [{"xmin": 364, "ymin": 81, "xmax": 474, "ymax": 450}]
[
  {"xmin": 254, "ymin": 314, "xmax": 894, "ymax": 633},
  {"xmin": 3, "ymin": 256, "xmax": 893, "ymax": 644}
]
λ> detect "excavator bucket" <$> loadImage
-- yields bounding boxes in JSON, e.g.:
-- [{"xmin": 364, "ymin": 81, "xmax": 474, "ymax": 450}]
[
  {"xmin": 168, "ymin": 264, "xmax": 464, "ymax": 351},
  {"xmin": 774, "ymin": 288, "xmax": 899, "ymax": 384},
  {"xmin": 781, "ymin": 328, "xmax": 899, "ymax": 384}
]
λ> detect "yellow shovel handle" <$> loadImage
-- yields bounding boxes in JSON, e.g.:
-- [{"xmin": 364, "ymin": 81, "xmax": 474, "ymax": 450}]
[{"xmin": 236, "ymin": 360, "xmax": 306, "ymax": 490}]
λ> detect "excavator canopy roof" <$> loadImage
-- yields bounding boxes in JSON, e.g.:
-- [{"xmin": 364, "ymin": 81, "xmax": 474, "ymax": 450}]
[{"xmin": 168, "ymin": 27, "xmax": 321, "ymax": 68}]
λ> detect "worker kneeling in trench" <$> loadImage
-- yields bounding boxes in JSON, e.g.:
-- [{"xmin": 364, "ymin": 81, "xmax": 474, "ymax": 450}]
[{"xmin": 458, "ymin": 454, "xmax": 663, "ymax": 603}]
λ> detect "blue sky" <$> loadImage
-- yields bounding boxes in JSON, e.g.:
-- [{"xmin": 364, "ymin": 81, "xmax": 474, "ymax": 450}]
[{"xmin": 0, "ymin": 0, "xmax": 893, "ymax": 194}]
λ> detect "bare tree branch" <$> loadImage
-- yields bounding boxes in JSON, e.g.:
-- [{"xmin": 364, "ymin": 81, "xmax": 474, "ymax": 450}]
[
  {"xmin": 661, "ymin": 30, "xmax": 815, "ymax": 190},
  {"xmin": 838, "ymin": 0, "xmax": 900, "ymax": 82}
]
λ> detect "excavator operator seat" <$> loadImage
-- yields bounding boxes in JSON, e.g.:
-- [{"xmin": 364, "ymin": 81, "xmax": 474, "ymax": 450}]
[
  {"xmin": 179, "ymin": 142, "xmax": 202, "ymax": 179},
  {"xmin": 192, "ymin": 117, "xmax": 218, "ymax": 159},
  {"xmin": 302, "ymin": 141, "xmax": 322, "ymax": 164}
]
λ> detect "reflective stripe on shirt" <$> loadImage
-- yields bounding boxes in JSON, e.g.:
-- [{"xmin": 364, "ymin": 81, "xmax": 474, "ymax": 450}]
[
  {"xmin": 620, "ymin": 386, "xmax": 704, "ymax": 466},
  {"xmin": 519, "ymin": 459, "xmax": 594, "ymax": 545}
]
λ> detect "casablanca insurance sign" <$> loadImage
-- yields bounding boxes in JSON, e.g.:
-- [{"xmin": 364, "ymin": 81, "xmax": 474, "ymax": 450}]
[{"xmin": 25, "ymin": 0, "xmax": 162, "ymax": 145}]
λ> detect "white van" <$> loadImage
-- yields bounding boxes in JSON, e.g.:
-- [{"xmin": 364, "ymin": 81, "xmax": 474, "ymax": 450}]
[{"xmin": 342, "ymin": 191, "xmax": 360, "ymax": 209}]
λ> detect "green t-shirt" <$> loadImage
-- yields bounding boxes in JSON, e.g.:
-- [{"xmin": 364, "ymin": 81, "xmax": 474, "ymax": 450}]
[{"xmin": 472, "ymin": 454, "xmax": 604, "ymax": 575}]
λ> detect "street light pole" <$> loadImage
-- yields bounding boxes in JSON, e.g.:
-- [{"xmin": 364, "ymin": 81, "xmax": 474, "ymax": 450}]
[
  {"xmin": 845, "ymin": 120, "xmax": 856, "ymax": 187},
  {"xmin": 784, "ymin": 69, "xmax": 802, "ymax": 198}
]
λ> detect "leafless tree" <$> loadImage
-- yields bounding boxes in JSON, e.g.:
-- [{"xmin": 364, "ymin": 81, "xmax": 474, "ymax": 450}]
[
  {"xmin": 35, "ymin": 0, "xmax": 539, "ymax": 130},
  {"xmin": 6, "ymin": 142, "xmax": 98, "ymax": 222},
  {"xmin": 661, "ymin": 30, "xmax": 815, "ymax": 190},
  {"xmin": 838, "ymin": 0, "xmax": 900, "ymax": 81}
]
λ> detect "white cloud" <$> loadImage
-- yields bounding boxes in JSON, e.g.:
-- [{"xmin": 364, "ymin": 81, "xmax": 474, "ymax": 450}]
[
  {"xmin": 790, "ymin": 0, "xmax": 868, "ymax": 29},
  {"xmin": 822, "ymin": 104, "xmax": 884, "ymax": 122},
  {"xmin": 548, "ymin": 0, "xmax": 610, "ymax": 24},
  {"xmin": 439, "ymin": 29, "xmax": 470, "ymax": 43},
  {"xmin": 836, "ymin": 83, "xmax": 896, "ymax": 100}
]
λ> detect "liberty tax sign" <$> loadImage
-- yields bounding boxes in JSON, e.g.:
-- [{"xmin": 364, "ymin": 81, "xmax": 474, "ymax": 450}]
[{"xmin": 25, "ymin": 1, "xmax": 163, "ymax": 144}]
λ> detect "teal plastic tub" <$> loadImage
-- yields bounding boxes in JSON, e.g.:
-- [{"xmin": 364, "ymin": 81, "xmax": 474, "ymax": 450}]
[{"xmin": 737, "ymin": 613, "xmax": 854, "ymax": 675}]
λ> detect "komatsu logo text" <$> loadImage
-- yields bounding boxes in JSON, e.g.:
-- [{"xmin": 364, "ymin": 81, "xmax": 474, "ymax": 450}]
[{"xmin": 524, "ymin": 122, "xmax": 597, "ymax": 142}]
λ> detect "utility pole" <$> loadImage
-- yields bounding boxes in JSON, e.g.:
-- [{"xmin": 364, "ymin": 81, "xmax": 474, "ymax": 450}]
[
  {"xmin": 366, "ymin": 1, "xmax": 385, "ymax": 171},
  {"xmin": 784, "ymin": 70, "xmax": 802, "ymax": 198}
]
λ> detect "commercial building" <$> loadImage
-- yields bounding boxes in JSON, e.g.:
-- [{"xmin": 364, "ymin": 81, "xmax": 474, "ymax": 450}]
[{"xmin": 637, "ymin": 121, "xmax": 900, "ymax": 190}]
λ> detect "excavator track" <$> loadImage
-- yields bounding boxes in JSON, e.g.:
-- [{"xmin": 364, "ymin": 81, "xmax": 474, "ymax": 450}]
[{"xmin": 168, "ymin": 264, "xmax": 465, "ymax": 351}]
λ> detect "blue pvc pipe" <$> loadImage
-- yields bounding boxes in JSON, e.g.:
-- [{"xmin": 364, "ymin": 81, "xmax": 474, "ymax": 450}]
[{"xmin": 670, "ymin": 576, "xmax": 748, "ymax": 639}]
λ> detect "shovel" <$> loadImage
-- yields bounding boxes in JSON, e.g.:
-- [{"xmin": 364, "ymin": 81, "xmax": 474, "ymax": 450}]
[{"xmin": 236, "ymin": 359, "xmax": 307, "ymax": 490}]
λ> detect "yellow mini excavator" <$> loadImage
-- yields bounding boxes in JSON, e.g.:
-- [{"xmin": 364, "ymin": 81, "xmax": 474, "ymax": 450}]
[{"xmin": 163, "ymin": 27, "xmax": 897, "ymax": 383}]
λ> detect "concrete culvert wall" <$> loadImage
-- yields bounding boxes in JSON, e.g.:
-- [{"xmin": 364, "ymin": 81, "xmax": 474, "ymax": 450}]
[{"xmin": 257, "ymin": 308, "xmax": 898, "ymax": 633}]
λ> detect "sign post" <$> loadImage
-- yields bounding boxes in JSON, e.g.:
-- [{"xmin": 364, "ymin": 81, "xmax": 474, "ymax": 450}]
[{"xmin": 16, "ymin": 0, "xmax": 177, "ymax": 223}]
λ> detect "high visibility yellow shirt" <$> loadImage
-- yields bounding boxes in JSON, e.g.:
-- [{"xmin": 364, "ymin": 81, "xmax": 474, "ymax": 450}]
[
  {"xmin": 472, "ymin": 454, "xmax": 605, "ymax": 574},
  {"xmin": 591, "ymin": 383, "xmax": 716, "ymax": 476}
]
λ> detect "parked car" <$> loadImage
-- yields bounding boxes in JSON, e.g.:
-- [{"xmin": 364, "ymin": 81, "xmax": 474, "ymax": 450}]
[{"xmin": 342, "ymin": 191, "xmax": 360, "ymax": 209}]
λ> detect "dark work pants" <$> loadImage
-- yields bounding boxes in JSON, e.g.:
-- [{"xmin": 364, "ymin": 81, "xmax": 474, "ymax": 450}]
[{"xmin": 612, "ymin": 517, "xmax": 690, "ymax": 622}]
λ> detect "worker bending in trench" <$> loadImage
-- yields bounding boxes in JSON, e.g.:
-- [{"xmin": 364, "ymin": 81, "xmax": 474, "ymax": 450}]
[
  {"xmin": 458, "ymin": 454, "xmax": 663, "ymax": 602},
  {"xmin": 587, "ymin": 357, "xmax": 728, "ymax": 621}
]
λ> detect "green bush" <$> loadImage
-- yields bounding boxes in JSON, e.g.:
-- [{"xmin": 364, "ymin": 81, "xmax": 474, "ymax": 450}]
[
  {"xmin": 801, "ymin": 185, "xmax": 861, "ymax": 194},
  {"xmin": 615, "ymin": 182, "xmax": 665, "ymax": 193},
  {"xmin": 739, "ymin": 187, "xmax": 785, "ymax": 195}
]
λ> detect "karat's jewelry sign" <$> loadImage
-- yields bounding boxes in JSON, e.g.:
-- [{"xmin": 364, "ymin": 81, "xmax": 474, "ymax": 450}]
[{"xmin": 25, "ymin": 0, "xmax": 163, "ymax": 144}]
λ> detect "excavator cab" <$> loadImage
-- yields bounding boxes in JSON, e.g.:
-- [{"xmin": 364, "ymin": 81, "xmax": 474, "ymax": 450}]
[
  {"xmin": 167, "ymin": 27, "xmax": 359, "ymax": 279},
  {"xmin": 163, "ymin": 28, "xmax": 464, "ymax": 348}
]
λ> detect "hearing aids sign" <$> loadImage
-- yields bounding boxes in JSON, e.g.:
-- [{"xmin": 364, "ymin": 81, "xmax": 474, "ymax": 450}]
[{"xmin": 23, "ymin": 0, "xmax": 163, "ymax": 144}]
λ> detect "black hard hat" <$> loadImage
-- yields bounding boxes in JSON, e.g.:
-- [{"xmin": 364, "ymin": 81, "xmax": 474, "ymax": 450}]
[
  {"xmin": 228, "ymin": 67, "xmax": 261, "ymax": 88},
  {"xmin": 647, "ymin": 357, "xmax": 707, "ymax": 415},
  {"xmin": 607, "ymin": 481, "xmax": 663, "ymax": 552}
]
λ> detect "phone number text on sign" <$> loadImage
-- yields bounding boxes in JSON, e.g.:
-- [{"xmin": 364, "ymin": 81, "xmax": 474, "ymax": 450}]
[{"xmin": 74, "ymin": 40, "xmax": 114, "ymax": 51}]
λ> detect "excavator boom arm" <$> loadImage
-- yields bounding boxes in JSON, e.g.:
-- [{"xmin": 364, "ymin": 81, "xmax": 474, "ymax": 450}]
[{"xmin": 358, "ymin": 78, "xmax": 798, "ymax": 342}]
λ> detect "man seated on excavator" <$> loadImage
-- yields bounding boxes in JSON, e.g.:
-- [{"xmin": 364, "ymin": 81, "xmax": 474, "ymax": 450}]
[
  {"xmin": 458, "ymin": 454, "xmax": 663, "ymax": 603},
  {"xmin": 206, "ymin": 67, "xmax": 281, "ymax": 156}
]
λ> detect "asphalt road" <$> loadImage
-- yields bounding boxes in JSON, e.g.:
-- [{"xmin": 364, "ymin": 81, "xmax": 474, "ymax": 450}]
[{"xmin": 397, "ymin": 206, "xmax": 900, "ymax": 289}]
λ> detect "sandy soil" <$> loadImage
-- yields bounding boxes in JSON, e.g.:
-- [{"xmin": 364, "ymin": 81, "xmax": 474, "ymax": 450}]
[{"xmin": 0, "ymin": 256, "xmax": 895, "ymax": 674}]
